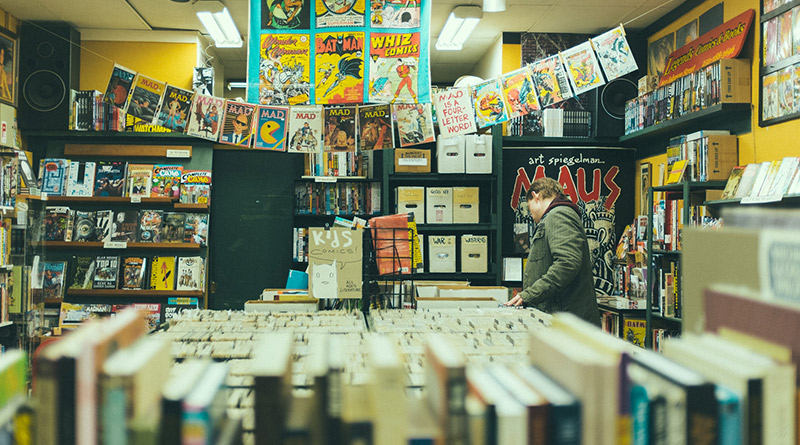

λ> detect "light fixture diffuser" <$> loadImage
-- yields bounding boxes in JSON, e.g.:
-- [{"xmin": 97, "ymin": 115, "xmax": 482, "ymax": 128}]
[
  {"xmin": 435, "ymin": 5, "xmax": 483, "ymax": 51},
  {"xmin": 197, "ymin": 7, "xmax": 242, "ymax": 48}
]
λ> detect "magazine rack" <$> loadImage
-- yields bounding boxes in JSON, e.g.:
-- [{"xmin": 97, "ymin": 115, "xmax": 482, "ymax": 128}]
[{"xmin": 361, "ymin": 226, "xmax": 417, "ymax": 313}]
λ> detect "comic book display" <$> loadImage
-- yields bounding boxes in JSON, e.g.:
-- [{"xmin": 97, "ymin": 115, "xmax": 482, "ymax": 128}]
[
  {"xmin": 315, "ymin": 32, "xmax": 365, "ymax": 104},
  {"xmin": 471, "ymin": 78, "xmax": 509, "ymax": 129},
  {"xmin": 185, "ymin": 94, "xmax": 225, "ymax": 141},
  {"xmin": 259, "ymin": 33, "xmax": 312, "ymax": 105},
  {"xmin": 560, "ymin": 41, "xmax": 606, "ymax": 96}
]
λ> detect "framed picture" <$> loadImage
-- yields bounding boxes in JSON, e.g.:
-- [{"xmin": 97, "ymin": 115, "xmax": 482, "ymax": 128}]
[{"xmin": 0, "ymin": 26, "xmax": 17, "ymax": 107}]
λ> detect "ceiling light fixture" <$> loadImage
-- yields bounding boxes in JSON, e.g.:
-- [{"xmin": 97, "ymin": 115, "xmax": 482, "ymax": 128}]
[
  {"xmin": 197, "ymin": 6, "xmax": 242, "ymax": 48},
  {"xmin": 227, "ymin": 81, "xmax": 248, "ymax": 90},
  {"xmin": 435, "ymin": 5, "xmax": 482, "ymax": 51},
  {"xmin": 482, "ymin": 0, "xmax": 506, "ymax": 13}
]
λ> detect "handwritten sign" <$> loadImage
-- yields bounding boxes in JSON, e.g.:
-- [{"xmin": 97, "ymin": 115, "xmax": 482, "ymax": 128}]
[{"xmin": 433, "ymin": 88, "xmax": 477, "ymax": 137}]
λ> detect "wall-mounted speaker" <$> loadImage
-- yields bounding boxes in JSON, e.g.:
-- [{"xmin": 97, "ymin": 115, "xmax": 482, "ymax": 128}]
[
  {"xmin": 592, "ymin": 76, "xmax": 638, "ymax": 138},
  {"xmin": 18, "ymin": 22, "xmax": 80, "ymax": 131}
]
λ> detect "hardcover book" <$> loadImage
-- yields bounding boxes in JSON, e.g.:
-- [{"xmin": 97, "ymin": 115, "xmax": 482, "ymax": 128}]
[
  {"xmin": 149, "ymin": 256, "xmax": 176, "ymax": 291},
  {"xmin": 253, "ymin": 105, "xmax": 288, "ymax": 151},
  {"xmin": 126, "ymin": 164, "xmax": 153, "ymax": 198},
  {"xmin": 92, "ymin": 255, "xmax": 120, "ymax": 289},
  {"xmin": 357, "ymin": 104, "xmax": 394, "ymax": 150},
  {"xmin": 40, "ymin": 158, "xmax": 69, "ymax": 196},
  {"xmin": 137, "ymin": 210, "xmax": 164, "ymax": 243},
  {"xmin": 219, "ymin": 100, "xmax": 257, "ymax": 148},
  {"xmin": 44, "ymin": 206, "xmax": 73, "ymax": 242},
  {"xmin": 151, "ymin": 164, "xmax": 183, "ymax": 199},
  {"xmin": 184, "ymin": 214, "xmax": 209, "ymax": 245},
  {"xmin": 65, "ymin": 161, "xmax": 96, "ymax": 197},
  {"xmin": 161, "ymin": 212, "xmax": 187, "ymax": 244},
  {"xmin": 121, "ymin": 256, "xmax": 147, "ymax": 290},
  {"xmin": 126, "ymin": 74, "xmax": 166, "ymax": 123},
  {"xmin": 394, "ymin": 103, "xmax": 435, "ymax": 147},
  {"xmin": 179, "ymin": 170, "xmax": 211, "ymax": 205},
  {"xmin": 185, "ymin": 93, "xmax": 225, "ymax": 141},
  {"xmin": 96, "ymin": 210, "xmax": 114, "ymax": 242},
  {"xmin": 42, "ymin": 261, "xmax": 67, "ymax": 299},
  {"xmin": 94, "ymin": 161, "xmax": 127, "ymax": 197},
  {"xmin": 72, "ymin": 211, "xmax": 97, "ymax": 242},
  {"xmin": 69, "ymin": 256, "xmax": 96, "ymax": 290},
  {"xmin": 153, "ymin": 84, "xmax": 193, "ymax": 133},
  {"xmin": 110, "ymin": 210, "xmax": 138, "ymax": 242},
  {"xmin": 176, "ymin": 256, "xmax": 205, "ymax": 291}
]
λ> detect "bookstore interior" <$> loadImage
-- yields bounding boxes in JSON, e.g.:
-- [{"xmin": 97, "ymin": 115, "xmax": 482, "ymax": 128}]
[{"xmin": 1, "ymin": 0, "xmax": 800, "ymax": 443}]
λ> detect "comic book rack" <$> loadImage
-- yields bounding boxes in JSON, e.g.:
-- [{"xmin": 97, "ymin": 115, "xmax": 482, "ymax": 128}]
[{"xmin": 361, "ymin": 226, "xmax": 418, "ymax": 313}]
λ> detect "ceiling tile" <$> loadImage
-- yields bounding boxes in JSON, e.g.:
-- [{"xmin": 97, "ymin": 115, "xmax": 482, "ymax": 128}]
[{"xmin": 527, "ymin": 5, "xmax": 635, "ymax": 34}]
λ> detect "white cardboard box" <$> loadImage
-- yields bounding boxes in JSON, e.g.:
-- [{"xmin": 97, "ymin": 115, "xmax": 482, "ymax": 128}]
[
  {"xmin": 412, "ymin": 280, "xmax": 470, "ymax": 298},
  {"xmin": 416, "ymin": 297, "xmax": 497, "ymax": 309},
  {"xmin": 426, "ymin": 187, "xmax": 453, "ymax": 224},
  {"xmin": 461, "ymin": 234, "xmax": 488, "ymax": 273},
  {"xmin": 396, "ymin": 186, "xmax": 425, "ymax": 223},
  {"xmin": 428, "ymin": 235, "xmax": 456, "ymax": 273},
  {"xmin": 436, "ymin": 135, "xmax": 465, "ymax": 173},
  {"xmin": 465, "ymin": 134, "xmax": 492, "ymax": 173},
  {"xmin": 244, "ymin": 300, "xmax": 319, "ymax": 312},
  {"xmin": 452, "ymin": 187, "xmax": 479, "ymax": 223},
  {"xmin": 437, "ymin": 285, "xmax": 510, "ymax": 304}
]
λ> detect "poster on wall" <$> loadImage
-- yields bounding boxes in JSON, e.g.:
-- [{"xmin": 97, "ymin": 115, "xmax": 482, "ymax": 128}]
[
  {"xmin": 369, "ymin": 32, "xmax": 421, "ymax": 104},
  {"xmin": 259, "ymin": 33, "xmax": 312, "ymax": 105},
  {"xmin": 502, "ymin": 147, "xmax": 634, "ymax": 296},
  {"xmin": 315, "ymin": 31, "xmax": 365, "ymax": 104},
  {"xmin": 263, "ymin": 0, "xmax": 312, "ymax": 29},
  {"xmin": 316, "ymin": 0, "xmax": 365, "ymax": 28},
  {"xmin": 308, "ymin": 227, "xmax": 363, "ymax": 299}
]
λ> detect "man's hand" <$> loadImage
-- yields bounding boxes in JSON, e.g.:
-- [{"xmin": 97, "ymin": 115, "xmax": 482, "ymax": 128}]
[{"xmin": 505, "ymin": 295, "xmax": 524, "ymax": 307}]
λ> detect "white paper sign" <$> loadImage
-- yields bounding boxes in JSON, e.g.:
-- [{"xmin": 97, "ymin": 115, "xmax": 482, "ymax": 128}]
[
  {"xmin": 433, "ymin": 87, "xmax": 477, "ymax": 137},
  {"xmin": 103, "ymin": 241, "xmax": 128, "ymax": 249},
  {"xmin": 166, "ymin": 149, "xmax": 191, "ymax": 158}
]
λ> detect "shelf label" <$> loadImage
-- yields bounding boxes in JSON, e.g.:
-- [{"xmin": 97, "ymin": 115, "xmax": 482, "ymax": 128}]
[
  {"xmin": 166, "ymin": 149, "xmax": 191, "ymax": 158},
  {"xmin": 314, "ymin": 176, "xmax": 337, "ymax": 183},
  {"xmin": 741, "ymin": 195, "xmax": 782, "ymax": 204},
  {"xmin": 40, "ymin": 192, "xmax": 47, "ymax": 201},
  {"xmin": 103, "ymin": 241, "xmax": 127, "ymax": 249},
  {"xmin": 130, "ymin": 196, "xmax": 142, "ymax": 203},
  {"xmin": 398, "ymin": 158, "xmax": 427, "ymax": 166}
]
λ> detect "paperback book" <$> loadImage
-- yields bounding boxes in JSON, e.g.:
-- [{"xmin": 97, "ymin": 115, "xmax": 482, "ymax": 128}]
[
  {"xmin": 40, "ymin": 158, "xmax": 69, "ymax": 196},
  {"xmin": 94, "ymin": 161, "xmax": 126, "ymax": 197},
  {"xmin": 103, "ymin": 64, "xmax": 136, "ymax": 110},
  {"xmin": 150, "ymin": 256, "xmax": 176, "ymax": 291},
  {"xmin": 92, "ymin": 256, "xmax": 120, "ymax": 289},
  {"xmin": 121, "ymin": 256, "xmax": 148, "ymax": 290},
  {"xmin": 96, "ymin": 210, "xmax": 114, "ymax": 242},
  {"xmin": 69, "ymin": 256, "xmax": 96, "ymax": 290},
  {"xmin": 42, "ymin": 261, "xmax": 67, "ymax": 299},
  {"xmin": 72, "ymin": 211, "xmax": 97, "ymax": 242},
  {"xmin": 176, "ymin": 256, "xmax": 205, "ymax": 291},
  {"xmin": 179, "ymin": 170, "xmax": 211, "ymax": 205},
  {"xmin": 44, "ymin": 206, "xmax": 73, "ymax": 242},
  {"xmin": 65, "ymin": 161, "xmax": 96, "ymax": 197},
  {"xmin": 151, "ymin": 164, "xmax": 183, "ymax": 199},
  {"xmin": 126, "ymin": 164, "xmax": 153, "ymax": 198},
  {"xmin": 110, "ymin": 210, "xmax": 138, "ymax": 243},
  {"xmin": 161, "ymin": 212, "xmax": 187, "ymax": 244},
  {"xmin": 138, "ymin": 210, "xmax": 164, "ymax": 243},
  {"xmin": 184, "ymin": 214, "xmax": 209, "ymax": 245}
]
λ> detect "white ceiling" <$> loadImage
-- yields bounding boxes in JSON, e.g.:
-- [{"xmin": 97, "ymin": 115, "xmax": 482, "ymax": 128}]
[{"xmin": 3, "ymin": 0, "xmax": 670, "ymax": 85}]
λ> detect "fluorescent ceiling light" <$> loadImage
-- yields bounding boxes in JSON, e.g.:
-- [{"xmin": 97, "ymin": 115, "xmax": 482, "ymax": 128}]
[
  {"xmin": 482, "ymin": 0, "xmax": 506, "ymax": 13},
  {"xmin": 227, "ymin": 81, "xmax": 247, "ymax": 90},
  {"xmin": 435, "ymin": 6, "xmax": 482, "ymax": 51},
  {"xmin": 197, "ymin": 7, "xmax": 242, "ymax": 48}
]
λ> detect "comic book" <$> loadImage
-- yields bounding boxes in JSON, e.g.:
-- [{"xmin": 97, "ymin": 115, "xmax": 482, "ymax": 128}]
[
  {"xmin": 92, "ymin": 256, "xmax": 120, "ymax": 289},
  {"xmin": 765, "ymin": 17, "xmax": 779, "ymax": 66},
  {"xmin": 369, "ymin": 32, "xmax": 420, "ymax": 104},
  {"xmin": 161, "ymin": 212, "xmax": 187, "ymax": 244},
  {"xmin": 560, "ymin": 41, "xmax": 606, "ymax": 96},
  {"xmin": 471, "ymin": 78, "xmax": 509, "ymax": 129},
  {"xmin": 500, "ymin": 67, "xmax": 540, "ymax": 120},
  {"xmin": 94, "ymin": 161, "xmax": 126, "ymax": 197},
  {"xmin": 72, "ymin": 211, "xmax": 97, "ymax": 242},
  {"xmin": 103, "ymin": 64, "xmax": 136, "ymax": 110},
  {"xmin": 130, "ymin": 303, "xmax": 161, "ymax": 331},
  {"xmin": 259, "ymin": 33, "xmax": 312, "ymax": 105},
  {"xmin": 778, "ymin": 66, "xmax": 794, "ymax": 117},
  {"xmin": 149, "ymin": 256, "xmax": 176, "ymax": 291},
  {"xmin": 528, "ymin": 55, "xmax": 574, "ymax": 107},
  {"xmin": 591, "ymin": 26, "xmax": 639, "ymax": 81},
  {"xmin": 253, "ymin": 105, "xmax": 289, "ymax": 150},
  {"xmin": 262, "ymin": 0, "xmax": 311, "ymax": 30},
  {"xmin": 287, "ymin": 105, "xmax": 324, "ymax": 153},
  {"xmin": 371, "ymin": 0, "xmax": 420, "ymax": 28},
  {"xmin": 184, "ymin": 214, "xmax": 209, "ymax": 245},
  {"xmin": 357, "ymin": 104, "xmax": 393, "ymax": 150},
  {"xmin": 69, "ymin": 256, "xmax": 96, "ymax": 290},
  {"xmin": 219, "ymin": 101, "xmax": 258, "ymax": 148},
  {"xmin": 151, "ymin": 164, "xmax": 183, "ymax": 199},
  {"xmin": 65, "ymin": 161, "xmax": 96, "ymax": 197},
  {"xmin": 179, "ymin": 170, "xmax": 212, "ymax": 204},
  {"xmin": 778, "ymin": 10, "xmax": 793, "ymax": 62},
  {"xmin": 126, "ymin": 164, "xmax": 153, "ymax": 198},
  {"xmin": 794, "ymin": 7, "xmax": 800, "ymax": 57},
  {"xmin": 393, "ymin": 103, "xmax": 435, "ymax": 147},
  {"xmin": 315, "ymin": 32, "xmax": 365, "ymax": 104},
  {"xmin": 59, "ymin": 303, "xmax": 112, "ymax": 328},
  {"xmin": 153, "ymin": 85, "xmax": 193, "ymax": 133},
  {"xmin": 323, "ymin": 105, "xmax": 357, "ymax": 151},
  {"xmin": 794, "ymin": 64, "xmax": 800, "ymax": 114},
  {"xmin": 121, "ymin": 256, "xmax": 147, "ymax": 290},
  {"xmin": 763, "ymin": 72, "xmax": 779, "ymax": 120},
  {"xmin": 185, "ymin": 93, "xmax": 225, "ymax": 141},
  {"xmin": 164, "ymin": 297, "xmax": 199, "ymax": 321},
  {"xmin": 40, "ymin": 158, "xmax": 69, "ymax": 197},
  {"xmin": 316, "ymin": 0, "xmax": 364, "ymax": 27},
  {"xmin": 44, "ymin": 206, "xmax": 73, "ymax": 242},
  {"xmin": 42, "ymin": 261, "xmax": 67, "ymax": 299},
  {"xmin": 110, "ymin": 210, "xmax": 138, "ymax": 243},
  {"xmin": 95, "ymin": 210, "xmax": 113, "ymax": 242},
  {"xmin": 176, "ymin": 256, "xmax": 205, "ymax": 291},
  {"xmin": 126, "ymin": 74, "xmax": 165, "ymax": 123},
  {"xmin": 138, "ymin": 210, "xmax": 164, "ymax": 243}
]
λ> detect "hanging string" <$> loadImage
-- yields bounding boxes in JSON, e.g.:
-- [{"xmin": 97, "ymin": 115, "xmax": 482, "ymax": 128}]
[
  {"xmin": 623, "ymin": 0, "xmax": 678, "ymax": 27},
  {"xmin": 22, "ymin": 20, "xmax": 118, "ymax": 66}
]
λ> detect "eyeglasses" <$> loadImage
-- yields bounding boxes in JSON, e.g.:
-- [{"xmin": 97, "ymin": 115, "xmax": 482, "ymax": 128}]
[{"xmin": 234, "ymin": 119, "xmax": 248, "ymax": 126}]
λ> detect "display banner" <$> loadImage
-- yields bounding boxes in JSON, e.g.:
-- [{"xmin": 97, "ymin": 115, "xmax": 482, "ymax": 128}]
[
  {"xmin": 309, "ymin": 227, "xmax": 363, "ymax": 299},
  {"xmin": 502, "ymin": 147, "xmax": 634, "ymax": 295}
]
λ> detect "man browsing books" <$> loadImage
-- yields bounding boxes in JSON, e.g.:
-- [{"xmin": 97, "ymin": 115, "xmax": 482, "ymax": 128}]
[{"xmin": 505, "ymin": 177, "xmax": 601, "ymax": 325}]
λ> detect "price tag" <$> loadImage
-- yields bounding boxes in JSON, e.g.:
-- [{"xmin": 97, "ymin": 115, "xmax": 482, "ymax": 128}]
[
  {"xmin": 166, "ymin": 149, "xmax": 191, "ymax": 158},
  {"xmin": 131, "ymin": 196, "xmax": 142, "ymax": 203},
  {"xmin": 314, "ymin": 176, "xmax": 337, "ymax": 183},
  {"xmin": 103, "ymin": 241, "xmax": 127, "ymax": 249}
]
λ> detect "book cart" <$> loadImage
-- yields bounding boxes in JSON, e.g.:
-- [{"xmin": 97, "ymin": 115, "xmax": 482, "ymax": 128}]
[{"xmin": 362, "ymin": 223, "xmax": 418, "ymax": 312}]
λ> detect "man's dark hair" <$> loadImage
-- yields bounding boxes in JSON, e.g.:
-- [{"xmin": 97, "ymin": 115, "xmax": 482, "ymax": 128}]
[{"xmin": 526, "ymin": 177, "xmax": 567, "ymax": 201}]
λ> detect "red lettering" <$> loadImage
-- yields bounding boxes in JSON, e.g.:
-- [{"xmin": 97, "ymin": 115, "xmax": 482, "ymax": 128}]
[
  {"xmin": 557, "ymin": 166, "xmax": 578, "ymax": 203},
  {"xmin": 603, "ymin": 166, "xmax": 621, "ymax": 210},
  {"xmin": 510, "ymin": 167, "xmax": 531, "ymax": 212},
  {"xmin": 576, "ymin": 168, "xmax": 601, "ymax": 202}
]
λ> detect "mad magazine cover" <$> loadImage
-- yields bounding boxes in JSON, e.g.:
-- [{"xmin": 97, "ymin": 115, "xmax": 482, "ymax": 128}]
[
  {"xmin": 501, "ymin": 67, "xmax": 540, "ymax": 120},
  {"xmin": 560, "ymin": 41, "xmax": 606, "ymax": 96},
  {"xmin": 126, "ymin": 74, "xmax": 165, "ymax": 123},
  {"xmin": 471, "ymin": 78, "xmax": 509, "ymax": 129},
  {"xmin": 316, "ymin": 0, "xmax": 365, "ymax": 27},
  {"xmin": 151, "ymin": 164, "xmax": 183, "ymax": 199},
  {"xmin": 287, "ymin": 105, "xmax": 324, "ymax": 153},
  {"xmin": 393, "ymin": 103, "xmax": 434, "ymax": 147},
  {"xmin": 315, "ymin": 32, "xmax": 365, "ymax": 104},
  {"xmin": 103, "ymin": 64, "xmax": 136, "ymax": 110},
  {"xmin": 94, "ymin": 161, "xmax": 126, "ymax": 197},
  {"xmin": 253, "ymin": 105, "xmax": 288, "ymax": 150},
  {"xmin": 432, "ymin": 87, "xmax": 476, "ymax": 137},
  {"xmin": 357, "ymin": 104, "xmax": 393, "ymax": 150},
  {"xmin": 371, "ymin": 0, "xmax": 420, "ymax": 28},
  {"xmin": 369, "ymin": 32, "xmax": 420, "ymax": 104},
  {"xmin": 121, "ymin": 256, "xmax": 147, "ymax": 290},
  {"xmin": 176, "ymin": 256, "xmax": 205, "ymax": 291},
  {"xmin": 591, "ymin": 26, "xmax": 638, "ymax": 81},
  {"xmin": 185, "ymin": 93, "xmax": 225, "ymax": 141},
  {"xmin": 259, "ymin": 33, "xmax": 311, "ymax": 105},
  {"xmin": 528, "ymin": 55, "xmax": 574, "ymax": 108},
  {"xmin": 219, "ymin": 101, "xmax": 257, "ymax": 147},
  {"xmin": 154, "ymin": 85, "xmax": 193, "ymax": 133},
  {"xmin": 138, "ymin": 210, "xmax": 164, "ymax": 243},
  {"xmin": 262, "ymin": 0, "xmax": 311, "ymax": 30},
  {"xmin": 323, "ymin": 106, "xmax": 357, "ymax": 151},
  {"xmin": 180, "ymin": 170, "xmax": 212, "ymax": 204}
]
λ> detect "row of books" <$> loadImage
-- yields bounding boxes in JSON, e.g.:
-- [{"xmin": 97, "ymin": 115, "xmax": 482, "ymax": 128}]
[
  {"xmin": 651, "ymin": 192, "xmax": 717, "ymax": 252},
  {"xmin": 40, "ymin": 207, "xmax": 209, "ymax": 245},
  {"xmin": 762, "ymin": 62, "xmax": 800, "ymax": 121},
  {"xmin": 651, "ymin": 257, "xmax": 681, "ymax": 319},
  {"xmin": 762, "ymin": 5, "xmax": 800, "ymax": 67},
  {"xmin": 39, "ymin": 159, "xmax": 211, "ymax": 204},
  {"xmin": 664, "ymin": 130, "xmax": 737, "ymax": 183},
  {"xmin": 720, "ymin": 156, "xmax": 800, "ymax": 202},
  {"xmin": 304, "ymin": 151, "xmax": 366, "ymax": 177},
  {"xmin": 0, "ymin": 154, "xmax": 17, "ymax": 208},
  {"xmin": 58, "ymin": 298, "xmax": 199, "ymax": 331},
  {"xmin": 294, "ymin": 181, "xmax": 381, "ymax": 216},
  {"xmin": 69, "ymin": 89, "xmax": 127, "ymax": 132},
  {"xmin": 612, "ymin": 262, "xmax": 647, "ymax": 300}
]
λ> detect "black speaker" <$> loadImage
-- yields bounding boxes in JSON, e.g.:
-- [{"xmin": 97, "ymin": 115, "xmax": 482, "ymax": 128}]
[
  {"xmin": 18, "ymin": 22, "xmax": 80, "ymax": 131},
  {"xmin": 592, "ymin": 76, "xmax": 638, "ymax": 138}
]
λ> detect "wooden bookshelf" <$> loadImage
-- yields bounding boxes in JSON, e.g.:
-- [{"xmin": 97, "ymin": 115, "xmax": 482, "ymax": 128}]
[
  {"xmin": 64, "ymin": 144, "xmax": 193, "ymax": 158},
  {"xmin": 66, "ymin": 289, "xmax": 203, "ymax": 297},
  {"xmin": 38, "ymin": 196, "xmax": 174, "ymax": 204},
  {"xmin": 173, "ymin": 202, "xmax": 210, "ymax": 211},
  {"xmin": 32, "ymin": 241, "xmax": 202, "ymax": 250}
]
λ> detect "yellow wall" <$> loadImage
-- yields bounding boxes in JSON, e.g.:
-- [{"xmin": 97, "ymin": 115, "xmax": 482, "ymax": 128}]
[
  {"xmin": 79, "ymin": 41, "xmax": 197, "ymax": 92},
  {"xmin": 502, "ymin": 41, "xmax": 521, "ymax": 74}
]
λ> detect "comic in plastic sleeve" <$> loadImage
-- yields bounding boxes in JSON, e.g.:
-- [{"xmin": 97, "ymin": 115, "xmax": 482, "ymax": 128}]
[
  {"xmin": 254, "ymin": 105, "xmax": 289, "ymax": 151},
  {"xmin": 369, "ymin": 32, "xmax": 420, "ymax": 104},
  {"xmin": 471, "ymin": 78, "xmax": 509, "ymax": 129},
  {"xmin": 393, "ymin": 103, "xmax": 435, "ymax": 147},
  {"xmin": 127, "ymin": 75, "xmax": 165, "ymax": 123},
  {"xmin": 500, "ymin": 67, "xmax": 540, "ymax": 120},
  {"xmin": 185, "ymin": 93, "xmax": 225, "ymax": 141},
  {"xmin": 315, "ymin": 32, "xmax": 365, "ymax": 104},
  {"xmin": 357, "ymin": 104, "xmax": 393, "ymax": 150},
  {"xmin": 154, "ymin": 85, "xmax": 193, "ymax": 133},
  {"xmin": 323, "ymin": 106, "xmax": 357, "ymax": 152},
  {"xmin": 259, "ymin": 33, "xmax": 311, "ymax": 105},
  {"xmin": 316, "ymin": 0, "xmax": 365, "ymax": 28},
  {"xmin": 262, "ymin": 0, "xmax": 311, "ymax": 30},
  {"xmin": 287, "ymin": 105, "xmax": 324, "ymax": 153},
  {"xmin": 219, "ymin": 101, "xmax": 258, "ymax": 147},
  {"xmin": 370, "ymin": 0, "xmax": 420, "ymax": 28},
  {"xmin": 591, "ymin": 26, "xmax": 638, "ymax": 81}
]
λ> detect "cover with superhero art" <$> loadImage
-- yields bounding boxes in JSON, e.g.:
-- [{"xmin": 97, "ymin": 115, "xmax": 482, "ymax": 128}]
[
  {"xmin": 103, "ymin": 64, "xmax": 136, "ymax": 110},
  {"xmin": 253, "ymin": 105, "xmax": 288, "ymax": 151},
  {"xmin": 259, "ymin": 34, "xmax": 311, "ymax": 105},
  {"xmin": 185, "ymin": 94, "xmax": 225, "ymax": 141},
  {"xmin": 560, "ymin": 41, "xmax": 606, "ymax": 96},
  {"xmin": 370, "ymin": 0, "xmax": 420, "ymax": 29},
  {"xmin": 323, "ymin": 106, "xmax": 357, "ymax": 152},
  {"xmin": 500, "ymin": 67, "xmax": 540, "ymax": 120},
  {"xmin": 369, "ymin": 32, "xmax": 420, "ymax": 104},
  {"xmin": 528, "ymin": 55, "xmax": 573, "ymax": 108},
  {"xmin": 393, "ymin": 103, "xmax": 435, "ymax": 147},
  {"xmin": 471, "ymin": 78, "xmax": 509, "ymax": 129},
  {"xmin": 262, "ymin": 0, "xmax": 311, "ymax": 29},
  {"xmin": 315, "ymin": 32, "xmax": 365, "ymax": 104},
  {"xmin": 316, "ymin": 0, "xmax": 365, "ymax": 27},
  {"xmin": 153, "ymin": 85, "xmax": 193, "ymax": 133},
  {"xmin": 357, "ymin": 104, "xmax": 393, "ymax": 150},
  {"xmin": 591, "ymin": 26, "xmax": 638, "ymax": 81}
]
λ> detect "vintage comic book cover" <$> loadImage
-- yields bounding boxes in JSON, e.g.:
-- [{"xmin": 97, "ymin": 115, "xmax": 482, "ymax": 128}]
[
  {"xmin": 164, "ymin": 297, "xmax": 199, "ymax": 321},
  {"xmin": 103, "ymin": 64, "xmax": 136, "ymax": 110},
  {"xmin": 59, "ymin": 303, "xmax": 112, "ymax": 328},
  {"xmin": 262, "ymin": 0, "xmax": 311, "ymax": 29},
  {"xmin": 528, "ymin": 55, "xmax": 574, "ymax": 107},
  {"xmin": 110, "ymin": 210, "xmax": 138, "ymax": 242},
  {"xmin": 94, "ymin": 161, "xmax": 126, "ymax": 197},
  {"xmin": 287, "ymin": 105, "xmax": 324, "ymax": 153},
  {"xmin": 96, "ymin": 210, "xmax": 113, "ymax": 242},
  {"xmin": 185, "ymin": 93, "xmax": 225, "ymax": 141},
  {"xmin": 259, "ymin": 33, "xmax": 312, "ymax": 105},
  {"xmin": 778, "ymin": 66, "xmax": 794, "ymax": 117},
  {"xmin": 500, "ymin": 67, "xmax": 540, "ymax": 120},
  {"xmin": 153, "ymin": 85, "xmax": 193, "ymax": 133},
  {"xmin": 219, "ymin": 101, "xmax": 257, "ymax": 147},
  {"xmin": 176, "ymin": 256, "xmax": 205, "ymax": 291},
  {"xmin": 394, "ymin": 103, "xmax": 435, "ymax": 147},
  {"xmin": 778, "ymin": 11, "xmax": 793, "ymax": 62},
  {"xmin": 180, "ymin": 170, "xmax": 212, "ymax": 204},
  {"xmin": 149, "ymin": 256, "xmax": 176, "ymax": 291},
  {"xmin": 41, "ymin": 158, "xmax": 69, "ymax": 196},
  {"xmin": 794, "ymin": 7, "xmax": 800, "ymax": 57},
  {"xmin": 184, "ymin": 214, "xmax": 209, "ymax": 245},
  {"xmin": 69, "ymin": 256, "xmax": 96, "ymax": 290},
  {"xmin": 315, "ymin": 32, "xmax": 365, "ymax": 104},
  {"xmin": 357, "ymin": 104, "xmax": 393, "ymax": 150},
  {"xmin": 121, "ymin": 256, "xmax": 147, "ymax": 290},
  {"xmin": 432, "ymin": 88, "xmax": 476, "ymax": 137},
  {"xmin": 126, "ymin": 164, "xmax": 153, "ymax": 198},
  {"xmin": 764, "ymin": 17, "xmax": 778, "ymax": 67},
  {"xmin": 316, "ymin": 0, "xmax": 364, "ymax": 27},
  {"xmin": 161, "ymin": 212, "xmax": 187, "ymax": 244},
  {"xmin": 44, "ymin": 206, "xmax": 72, "ymax": 242},
  {"xmin": 369, "ymin": 32, "xmax": 420, "ymax": 104},
  {"xmin": 66, "ymin": 161, "xmax": 96, "ymax": 197},
  {"xmin": 151, "ymin": 164, "xmax": 183, "ymax": 199},
  {"xmin": 560, "ymin": 41, "xmax": 606, "ymax": 96},
  {"xmin": 42, "ymin": 261, "xmax": 67, "ymax": 299},
  {"xmin": 126, "ymin": 74, "xmax": 165, "ymax": 123},
  {"xmin": 253, "ymin": 105, "xmax": 289, "ymax": 150},
  {"xmin": 92, "ymin": 256, "xmax": 120, "ymax": 289},
  {"xmin": 471, "ymin": 78, "xmax": 509, "ymax": 129},
  {"xmin": 794, "ymin": 64, "xmax": 800, "ymax": 114},
  {"xmin": 591, "ymin": 26, "xmax": 639, "ymax": 81},
  {"xmin": 72, "ymin": 211, "xmax": 97, "ymax": 242},
  {"xmin": 323, "ymin": 106, "xmax": 357, "ymax": 151},
  {"xmin": 138, "ymin": 209, "xmax": 164, "ymax": 243},
  {"xmin": 370, "ymin": 0, "xmax": 420, "ymax": 28},
  {"xmin": 131, "ymin": 303, "xmax": 161, "ymax": 331},
  {"xmin": 763, "ymin": 72, "xmax": 779, "ymax": 120}
]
